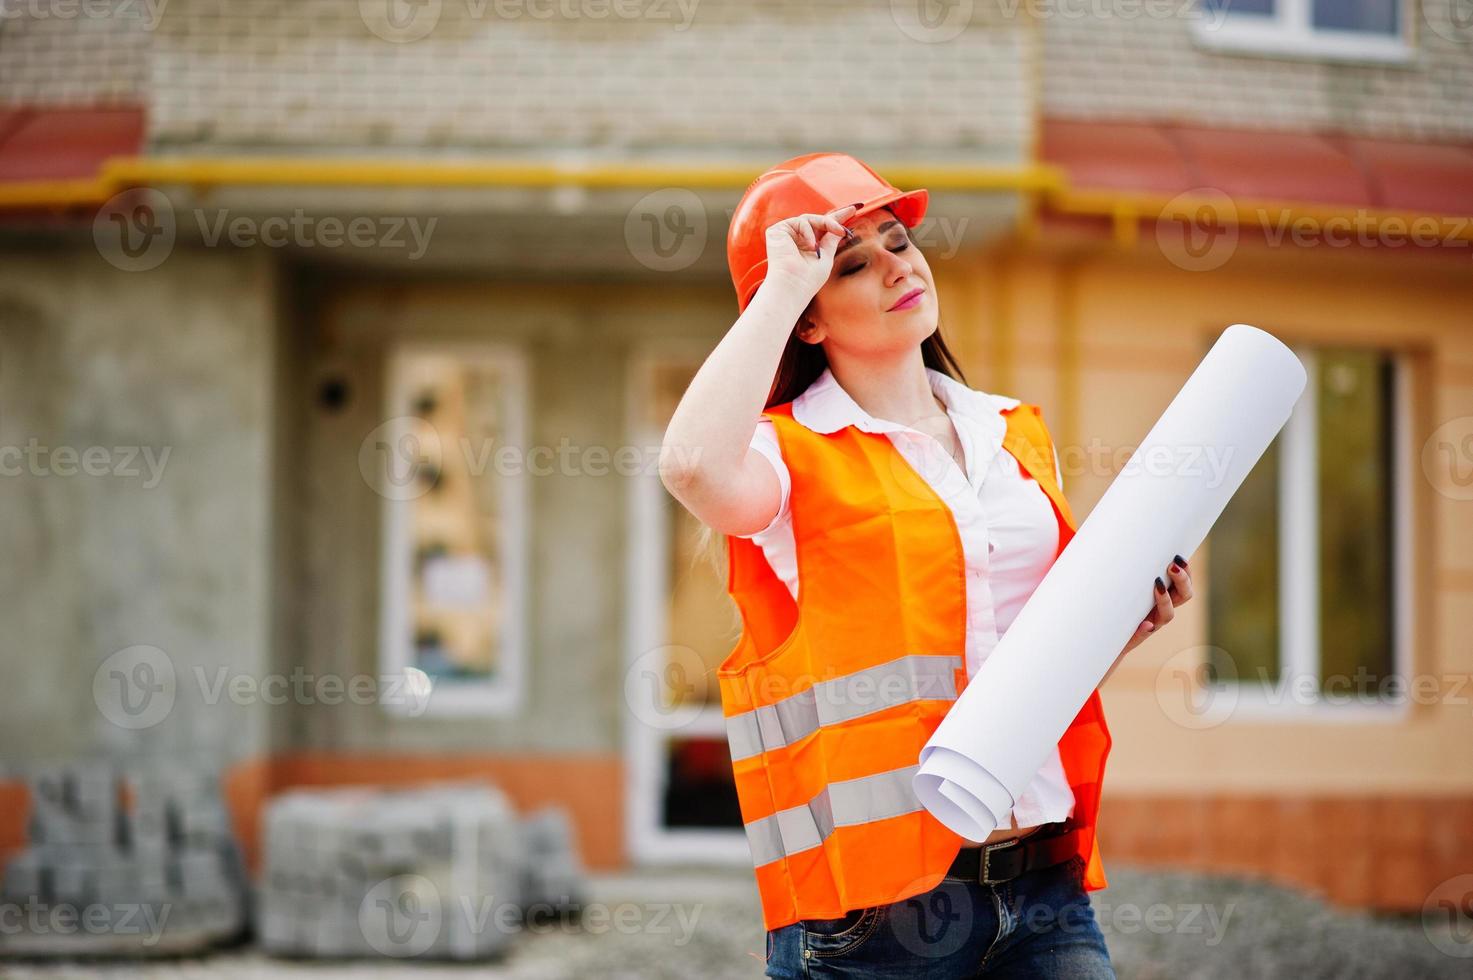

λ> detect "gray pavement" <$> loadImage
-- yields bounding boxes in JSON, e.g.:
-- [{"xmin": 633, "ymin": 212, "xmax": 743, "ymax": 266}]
[{"xmin": 0, "ymin": 866, "xmax": 1465, "ymax": 979}]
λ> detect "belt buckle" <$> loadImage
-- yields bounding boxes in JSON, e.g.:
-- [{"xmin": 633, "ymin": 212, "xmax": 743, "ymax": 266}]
[{"xmin": 979, "ymin": 837, "xmax": 1022, "ymax": 885}]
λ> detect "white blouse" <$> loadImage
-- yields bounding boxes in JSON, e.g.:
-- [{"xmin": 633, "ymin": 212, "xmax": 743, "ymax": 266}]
[{"xmin": 735, "ymin": 365, "xmax": 1076, "ymax": 835}]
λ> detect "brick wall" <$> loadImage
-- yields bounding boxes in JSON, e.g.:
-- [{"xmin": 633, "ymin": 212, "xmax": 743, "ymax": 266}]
[
  {"xmin": 2, "ymin": 0, "xmax": 1033, "ymax": 158},
  {"xmin": 1042, "ymin": 4, "xmax": 1473, "ymax": 142},
  {"xmin": 0, "ymin": 0, "xmax": 151, "ymax": 104}
]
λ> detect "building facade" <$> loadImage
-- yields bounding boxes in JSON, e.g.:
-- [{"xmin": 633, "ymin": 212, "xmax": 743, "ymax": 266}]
[{"xmin": 1, "ymin": 0, "xmax": 1470, "ymax": 913}]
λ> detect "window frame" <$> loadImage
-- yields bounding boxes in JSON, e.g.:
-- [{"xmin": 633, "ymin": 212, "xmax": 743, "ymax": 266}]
[
  {"xmin": 1191, "ymin": 0, "xmax": 1414, "ymax": 64},
  {"xmin": 623, "ymin": 341, "xmax": 750, "ymax": 865},
  {"xmin": 377, "ymin": 339, "xmax": 531, "ymax": 718},
  {"xmin": 1218, "ymin": 345, "xmax": 1413, "ymax": 722}
]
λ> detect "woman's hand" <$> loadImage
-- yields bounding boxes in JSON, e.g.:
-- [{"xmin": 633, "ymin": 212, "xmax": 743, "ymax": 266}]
[
  {"xmin": 1102, "ymin": 555, "xmax": 1195, "ymax": 683},
  {"xmin": 759, "ymin": 204, "xmax": 859, "ymax": 304}
]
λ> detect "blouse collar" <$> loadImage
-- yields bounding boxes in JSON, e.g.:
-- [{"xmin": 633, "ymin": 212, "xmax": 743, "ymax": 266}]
[
  {"xmin": 790, "ymin": 365, "xmax": 1021, "ymax": 479},
  {"xmin": 792, "ymin": 365, "xmax": 1019, "ymax": 433}
]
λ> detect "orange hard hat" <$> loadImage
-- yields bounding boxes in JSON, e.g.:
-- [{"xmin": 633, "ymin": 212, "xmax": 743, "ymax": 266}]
[{"xmin": 726, "ymin": 152, "xmax": 929, "ymax": 313}]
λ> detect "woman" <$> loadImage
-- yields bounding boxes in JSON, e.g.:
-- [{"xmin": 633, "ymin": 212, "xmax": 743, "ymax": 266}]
[{"xmin": 660, "ymin": 153, "xmax": 1192, "ymax": 978}]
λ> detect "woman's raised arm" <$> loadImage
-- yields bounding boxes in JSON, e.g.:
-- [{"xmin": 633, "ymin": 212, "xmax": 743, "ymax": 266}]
[{"xmin": 658, "ymin": 206, "xmax": 854, "ymax": 536}]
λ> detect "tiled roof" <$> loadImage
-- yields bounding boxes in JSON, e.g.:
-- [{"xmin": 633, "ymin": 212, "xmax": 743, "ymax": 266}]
[{"xmin": 1042, "ymin": 117, "xmax": 1473, "ymax": 214}]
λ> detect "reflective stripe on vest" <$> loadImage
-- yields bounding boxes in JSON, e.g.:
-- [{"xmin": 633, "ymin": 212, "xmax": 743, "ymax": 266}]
[
  {"xmin": 743, "ymin": 764, "xmax": 925, "ymax": 866},
  {"xmin": 724, "ymin": 653, "xmax": 963, "ymax": 762}
]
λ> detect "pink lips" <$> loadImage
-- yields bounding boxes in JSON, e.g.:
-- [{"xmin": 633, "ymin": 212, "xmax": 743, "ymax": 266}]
[{"xmin": 887, "ymin": 288, "xmax": 924, "ymax": 312}]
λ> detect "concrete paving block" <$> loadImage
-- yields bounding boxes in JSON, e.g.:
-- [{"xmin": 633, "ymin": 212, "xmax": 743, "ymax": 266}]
[
  {"xmin": 257, "ymin": 905, "xmax": 298, "ymax": 953},
  {"xmin": 4, "ymin": 762, "xmax": 249, "ymax": 957},
  {"xmin": 129, "ymin": 813, "xmax": 169, "ymax": 846},
  {"xmin": 1, "ymin": 852, "xmax": 43, "ymax": 899},
  {"xmin": 36, "ymin": 842, "xmax": 101, "ymax": 868},
  {"xmin": 174, "ymin": 851, "xmax": 221, "ymax": 886},
  {"xmin": 49, "ymin": 864, "xmax": 93, "ymax": 903},
  {"xmin": 256, "ymin": 781, "xmax": 528, "ymax": 960},
  {"xmin": 176, "ymin": 796, "xmax": 231, "ymax": 842},
  {"xmin": 28, "ymin": 772, "xmax": 66, "ymax": 809},
  {"xmin": 129, "ymin": 840, "xmax": 170, "ymax": 866},
  {"xmin": 197, "ymin": 893, "xmax": 240, "ymax": 936},
  {"xmin": 92, "ymin": 865, "xmax": 138, "ymax": 906},
  {"xmin": 68, "ymin": 766, "xmax": 116, "ymax": 817},
  {"xmin": 519, "ymin": 806, "xmax": 580, "ymax": 862},
  {"xmin": 26, "ymin": 801, "xmax": 80, "ymax": 846},
  {"xmin": 306, "ymin": 905, "xmax": 357, "ymax": 958}
]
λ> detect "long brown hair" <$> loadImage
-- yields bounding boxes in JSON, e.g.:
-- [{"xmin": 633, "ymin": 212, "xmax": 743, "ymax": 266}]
[{"xmin": 767, "ymin": 311, "xmax": 971, "ymax": 408}]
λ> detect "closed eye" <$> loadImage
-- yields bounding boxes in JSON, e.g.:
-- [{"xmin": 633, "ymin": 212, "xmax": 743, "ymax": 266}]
[{"xmin": 839, "ymin": 241, "xmax": 909, "ymax": 277}]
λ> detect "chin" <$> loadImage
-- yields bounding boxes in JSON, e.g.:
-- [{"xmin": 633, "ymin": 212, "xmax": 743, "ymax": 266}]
[{"xmin": 905, "ymin": 314, "xmax": 940, "ymax": 339}]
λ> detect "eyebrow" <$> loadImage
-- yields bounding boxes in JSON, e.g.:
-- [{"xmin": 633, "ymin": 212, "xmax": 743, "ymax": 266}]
[{"xmin": 835, "ymin": 219, "xmax": 902, "ymax": 257}]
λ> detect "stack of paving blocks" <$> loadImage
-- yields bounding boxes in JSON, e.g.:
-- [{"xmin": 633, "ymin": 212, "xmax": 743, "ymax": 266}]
[
  {"xmin": 258, "ymin": 781, "xmax": 540, "ymax": 959},
  {"xmin": 0, "ymin": 764, "xmax": 248, "ymax": 955},
  {"xmin": 519, "ymin": 805, "xmax": 588, "ymax": 915}
]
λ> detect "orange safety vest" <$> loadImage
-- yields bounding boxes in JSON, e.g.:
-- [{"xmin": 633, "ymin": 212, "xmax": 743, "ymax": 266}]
[{"xmin": 718, "ymin": 398, "xmax": 1112, "ymax": 932}]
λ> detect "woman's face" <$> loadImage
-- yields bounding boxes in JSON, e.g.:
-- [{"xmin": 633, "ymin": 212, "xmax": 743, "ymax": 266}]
[{"xmin": 797, "ymin": 207, "xmax": 937, "ymax": 356}]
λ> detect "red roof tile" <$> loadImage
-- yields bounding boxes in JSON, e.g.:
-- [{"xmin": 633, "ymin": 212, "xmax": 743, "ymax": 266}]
[
  {"xmin": 1041, "ymin": 117, "xmax": 1473, "ymax": 215},
  {"xmin": 0, "ymin": 107, "xmax": 145, "ymax": 183}
]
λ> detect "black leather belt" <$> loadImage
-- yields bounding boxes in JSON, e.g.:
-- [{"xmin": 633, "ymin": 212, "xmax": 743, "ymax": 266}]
[{"xmin": 943, "ymin": 820, "xmax": 1080, "ymax": 885}]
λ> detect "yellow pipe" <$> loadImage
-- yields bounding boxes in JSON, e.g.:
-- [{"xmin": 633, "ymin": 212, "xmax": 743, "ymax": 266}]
[
  {"xmin": 1051, "ymin": 187, "xmax": 1473, "ymax": 243},
  {"xmin": 0, "ymin": 178, "xmax": 115, "ymax": 208},
  {"xmin": 1110, "ymin": 203, "xmax": 1139, "ymax": 250},
  {"xmin": 0, "ymin": 155, "xmax": 1070, "ymax": 208},
  {"xmin": 1, "ymin": 155, "xmax": 1467, "ymax": 249}
]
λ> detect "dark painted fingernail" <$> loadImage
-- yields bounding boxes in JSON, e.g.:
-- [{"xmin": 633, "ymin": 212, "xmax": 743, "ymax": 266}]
[
  {"xmin": 1155, "ymin": 577, "xmax": 1166, "ymax": 594},
  {"xmin": 1174, "ymin": 554, "xmax": 1187, "ymax": 568},
  {"xmin": 849, "ymin": 202, "xmax": 864, "ymax": 209}
]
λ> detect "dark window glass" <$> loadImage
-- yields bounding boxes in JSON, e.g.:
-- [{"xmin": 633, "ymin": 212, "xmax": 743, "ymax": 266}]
[
  {"xmin": 661, "ymin": 737, "xmax": 743, "ymax": 829},
  {"xmin": 1312, "ymin": 0, "xmax": 1400, "ymax": 33},
  {"xmin": 1208, "ymin": 433, "xmax": 1282, "ymax": 686},
  {"xmin": 1317, "ymin": 349, "xmax": 1396, "ymax": 696},
  {"xmin": 1205, "ymin": 0, "xmax": 1276, "ymax": 15}
]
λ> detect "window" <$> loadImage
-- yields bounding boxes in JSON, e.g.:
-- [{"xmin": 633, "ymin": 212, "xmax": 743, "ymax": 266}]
[
  {"xmin": 624, "ymin": 345, "xmax": 748, "ymax": 864},
  {"xmin": 1194, "ymin": 0, "xmax": 1410, "ymax": 63},
  {"xmin": 376, "ymin": 342, "xmax": 529, "ymax": 716},
  {"xmin": 1206, "ymin": 345, "xmax": 1410, "ymax": 717}
]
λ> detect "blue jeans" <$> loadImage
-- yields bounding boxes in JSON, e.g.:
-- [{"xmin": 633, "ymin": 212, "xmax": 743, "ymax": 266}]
[{"xmin": 763, "ymin": 855, "xmax": 1116, "ymax": 979}]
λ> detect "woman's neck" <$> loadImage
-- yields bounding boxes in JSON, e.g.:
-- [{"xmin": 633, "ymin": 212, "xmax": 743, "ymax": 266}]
[{"xmin": 827, "ymin": 352, "xmax": 946, "ymax": 429}]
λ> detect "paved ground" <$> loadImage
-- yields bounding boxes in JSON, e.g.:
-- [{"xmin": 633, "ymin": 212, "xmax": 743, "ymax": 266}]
[{"xmin": 0, "ymin": 866, "xmax": 1466, "ymax": 979}]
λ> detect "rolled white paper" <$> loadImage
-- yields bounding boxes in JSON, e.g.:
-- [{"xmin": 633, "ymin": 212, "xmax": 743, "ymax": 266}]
[{"xmin": 914, "ymin": 323, "xmax": 1307, "ymax": 842}]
